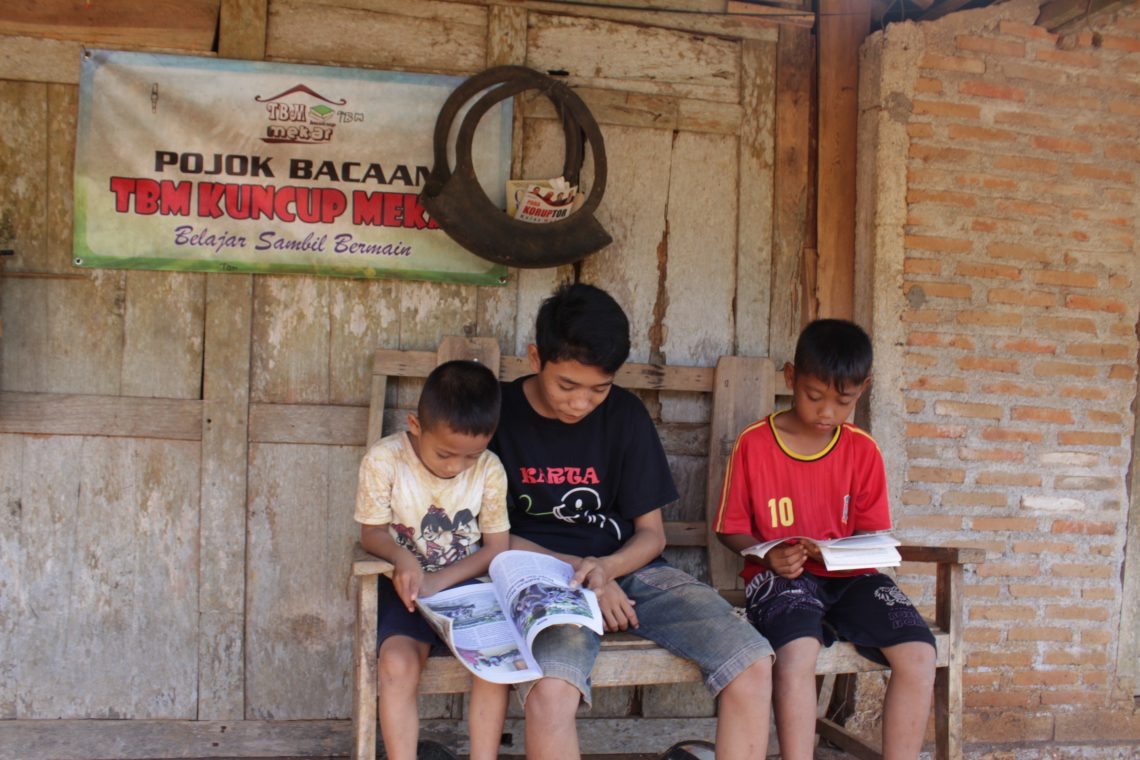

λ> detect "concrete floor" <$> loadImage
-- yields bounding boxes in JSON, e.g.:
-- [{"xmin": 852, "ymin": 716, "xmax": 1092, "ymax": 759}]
[{"xmin": 130, "ymin": 751, "xmax": 858, "ymax": 760}]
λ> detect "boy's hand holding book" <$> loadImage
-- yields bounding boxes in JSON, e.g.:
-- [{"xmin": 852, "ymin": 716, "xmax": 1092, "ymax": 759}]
[
  {"xmin": 800, "ymin": 539, "xmax": 824, "ymax": 564},
  {"xmin": 570, "ymin": 555, "xmax": 610, "ymax": 590},
  {"xmin": 763, "ymin": 541, "xmax": 809, "ymax": 579},
  {"xmin": 570, "ymin": 556, "xmax": 638, "ymax": 631},
  {"xmin": 392, "ymin": 553, "xmax": 425, "ymax": 612}
]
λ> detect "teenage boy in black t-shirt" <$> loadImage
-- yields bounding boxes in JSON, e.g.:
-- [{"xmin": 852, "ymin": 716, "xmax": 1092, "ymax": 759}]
[{"xmin": 490, "ymin": 283, "xmax": 774, "ymax": 760}]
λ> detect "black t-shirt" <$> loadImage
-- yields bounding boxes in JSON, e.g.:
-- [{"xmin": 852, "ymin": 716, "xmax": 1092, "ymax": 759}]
[{"xmin": 490, "ymin": 377, "xmax": 679, "ymax": 558}]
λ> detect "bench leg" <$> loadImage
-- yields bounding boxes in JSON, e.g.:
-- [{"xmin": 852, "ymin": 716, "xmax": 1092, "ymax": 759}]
[
  {"xmin": 934, "ymin": 561, "xmax": 964, "ymax": 760},
  {"xmin": 815, "ymin": 673, "xmax": 836, "ymax": 747},
  {"xmin": 815, "ymin": 673, "xmax": 882, "ymax": 760},
  {"xmin": 353, "ymin": 574, "xmax": 379, "ymax": 760},
  {"xmin": 933, "ymin": 661, "xmax": 961, "ymax": 760}
]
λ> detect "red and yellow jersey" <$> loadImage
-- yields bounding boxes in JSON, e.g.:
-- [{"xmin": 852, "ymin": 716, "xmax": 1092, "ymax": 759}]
[{"xmin": 713, "ymin": 411, "xmax": 891, "ymax": 582}]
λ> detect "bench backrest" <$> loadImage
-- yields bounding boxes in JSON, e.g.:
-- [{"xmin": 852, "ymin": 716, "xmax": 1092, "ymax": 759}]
[{"xmin": 367, "ymin": 336, "xmax": 780, "ymax": 592}]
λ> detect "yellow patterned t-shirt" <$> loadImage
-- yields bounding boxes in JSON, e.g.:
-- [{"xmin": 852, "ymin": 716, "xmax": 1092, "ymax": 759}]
[{"xmin": 354, "ymin": 431, "xmax": 509, "ymax": 572}]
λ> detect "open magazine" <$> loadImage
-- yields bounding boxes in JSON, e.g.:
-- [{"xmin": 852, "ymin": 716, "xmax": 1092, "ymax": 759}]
[
  {"xmin": 741, "ymin": 532, "xmax": 901, "ymax": 571},
  {"xmin": 414, "ymin": 550, "xmax": 603, "ymax": 684}
]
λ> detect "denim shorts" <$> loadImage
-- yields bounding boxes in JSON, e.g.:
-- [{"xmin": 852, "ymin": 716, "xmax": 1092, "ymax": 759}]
[
  {"xmin": 745, "ymin": 570, "xmax": 935, "ymax": 665},
  {"xmin": 517, "ymin": 563, "xmax": 774, "ymax": 707}
]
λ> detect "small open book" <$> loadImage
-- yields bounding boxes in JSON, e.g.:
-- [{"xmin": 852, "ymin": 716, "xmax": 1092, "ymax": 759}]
[
  {"xmin": 741, "ymin": 532, "xmax": 902, "ymax": 572},
  {"xmin": 415, "ymin": 550, "xmax": 603, "ymax": 684}
]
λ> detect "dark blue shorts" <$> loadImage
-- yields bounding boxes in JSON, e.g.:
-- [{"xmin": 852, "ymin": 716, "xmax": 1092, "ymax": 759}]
[
  {"xmin": 376, "ymin": 575, "xmax": 451, "ymax": 654},
  {"xmin": 744, "ymin": 570, "xmax": 935, "ymax": 665}
]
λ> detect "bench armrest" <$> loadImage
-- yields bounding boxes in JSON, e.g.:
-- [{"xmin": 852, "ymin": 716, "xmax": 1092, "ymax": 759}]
[
  {"xmin": 353, "ymin": 542, "xmax": 394, "ymax": 577},
  {"xmin": 898, "ymin": 545, "xmax": 986, "ymax": 565}
]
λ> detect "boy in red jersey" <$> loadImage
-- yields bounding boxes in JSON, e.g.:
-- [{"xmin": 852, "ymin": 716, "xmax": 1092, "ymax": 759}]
[{"xmin": 714, "ymin": 319, "xmax": 935, "ymax": 760}]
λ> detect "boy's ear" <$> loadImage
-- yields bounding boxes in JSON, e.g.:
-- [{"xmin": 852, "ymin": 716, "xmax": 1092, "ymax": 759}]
[
  {"xmin": 406, "ymin": 412, "xmax": 422, "ymax": 437},
  {"xmin": 526, "ymin": 343, "xmax": 542, "ymax": 374},
  {"xmin": 782, "ymin": 362, "xmax": 796, "ymax": 390}
]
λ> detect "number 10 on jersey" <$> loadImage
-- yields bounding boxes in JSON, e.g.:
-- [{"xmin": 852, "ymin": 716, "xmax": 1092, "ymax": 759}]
[{"xmin": 768, "ymin": 497, "xmax": 794, "ymax": 528}]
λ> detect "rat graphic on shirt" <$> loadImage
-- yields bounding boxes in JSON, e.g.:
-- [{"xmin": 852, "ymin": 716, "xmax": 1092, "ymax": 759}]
[{"xmin": 519, "ymin": 486, "xmax": 622, "ymax": 541}]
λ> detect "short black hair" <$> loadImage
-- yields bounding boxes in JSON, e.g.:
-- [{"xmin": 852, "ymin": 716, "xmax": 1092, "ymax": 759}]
[
  {"xmin": 534, "ymin": 283, "xmax": 630, "ymax": 374},
  {"xmin": 793, "ymin": 319, "xmax": 873, "ymax": 391},
  {"xmin": 418, "ymin": 359, "xmax": 501, "ymax": 436}
]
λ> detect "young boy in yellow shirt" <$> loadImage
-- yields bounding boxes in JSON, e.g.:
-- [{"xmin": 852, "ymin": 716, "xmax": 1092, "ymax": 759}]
[{"xmin": 355, "ymin": 360, "xmax": 510, "ymax": 760}]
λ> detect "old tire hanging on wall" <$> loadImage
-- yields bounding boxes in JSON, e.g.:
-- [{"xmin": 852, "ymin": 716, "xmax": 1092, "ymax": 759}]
[{"xmin": 419, "ymin": 65, "xmax": 611, "ymax": 269}]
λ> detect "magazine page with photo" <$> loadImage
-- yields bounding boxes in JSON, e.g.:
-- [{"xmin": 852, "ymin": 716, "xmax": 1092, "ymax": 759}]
[
  {"xmin": 491, "ymin": 550, "xmax": 603, "ymax": 651},
  {"xmin": 415, "ymin": 582, "xmax": 544, "ymax": 684},
  {"xmin": 415, "ymin": 550, "xmax": 603, "ymax": 684}
]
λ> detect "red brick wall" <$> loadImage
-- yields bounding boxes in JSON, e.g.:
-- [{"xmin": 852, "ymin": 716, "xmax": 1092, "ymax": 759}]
[{"xmin": 863, "ymin": 0, "xmax": 1140, "ymax": 747}]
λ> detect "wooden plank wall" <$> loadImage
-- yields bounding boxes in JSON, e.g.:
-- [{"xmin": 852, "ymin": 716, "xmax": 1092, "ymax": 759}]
[{"xmin": 0, "ymin": 0, "xmax": 857, "ymax": 752}]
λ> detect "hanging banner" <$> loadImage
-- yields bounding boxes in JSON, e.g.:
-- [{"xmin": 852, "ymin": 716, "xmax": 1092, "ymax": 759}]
[{"xmin": 73, "ymin": 49, "xmax": 511, "ymax": 285}]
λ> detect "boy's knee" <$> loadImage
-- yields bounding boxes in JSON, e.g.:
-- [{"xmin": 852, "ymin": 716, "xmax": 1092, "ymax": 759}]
[
  {"xmin": 524, "ymin": 677, "xmax": 581, "ymax": 722},
  {"xmin": 724, "ymin": 657, "xmax": 773, "ymax": 701},
  {"xmin": 378, "ymin": 647, "xmax": 424, "ymax": 688},
  {"xmin": 885, "ymin": 641, "xmax": 937, "ymax": 682},
  {"xmin": 773, "ymin": 637, "xmax": 821, "ymax": 676}
]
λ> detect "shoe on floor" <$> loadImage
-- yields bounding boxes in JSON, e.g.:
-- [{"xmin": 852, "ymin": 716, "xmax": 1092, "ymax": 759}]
[{"xmin": 658, "ymin": 739, "xmax": 715, "ymax": 759}]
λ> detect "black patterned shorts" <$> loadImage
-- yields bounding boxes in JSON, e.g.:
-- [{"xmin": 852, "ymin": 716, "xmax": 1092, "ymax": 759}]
[{"xmin": 744, "ymin": 570, "xmax": 935, "ymax": 665}]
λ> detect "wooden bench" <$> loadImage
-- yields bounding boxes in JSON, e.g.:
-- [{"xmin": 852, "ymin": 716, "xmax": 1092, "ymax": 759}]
[{"xmin": 351, "ymin": 336, "xmax": 983, "ymax": 760}]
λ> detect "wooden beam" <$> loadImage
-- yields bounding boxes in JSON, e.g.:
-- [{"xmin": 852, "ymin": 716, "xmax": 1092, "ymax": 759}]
[
  {"xmin": 0, "ymin": 249, "xmax": 6, "ymax": 346},
  {"xmin": 0, "ymin": 719, "xmax": 351, "ymax": 760},
  {"xmin": 550, "ymin": 0, "xmax": 726, "ymax": 10},
  {"xmin": 727, "ymin": 0, "xmax": 822, "ymax": 26},
  {"xmin": 352, "ymin": 571, "xmax": 380, "ymax": 760},
  {"xmin": 666, "ymin": 520, "xmax": 710, "ymax": 545},
  {"xmin": 1035, "ymin": 0, "xmax": 1135, "ymax": 32},
  {"xmin": 816, "ymin": 0, "xmax": 870, "ymax": 320},
  {"xmin": 0, "ymin": 35, "xmax": 84, "ymax": 84},
  {"xmin": 249, "ymin": 402, "xmax": 368, "ymax": 445},
  {"xmin": 705, "ymin": 357, "xmax": 776, "ymax": 589},
  {"xmin": 0, "ymin": 0, "xmax": 221, "ymax": 51},
  {"xmin": 477, "ymin": 3, "xmax": 528, "ymax": 354},
  {"xmin": 920, "ymin": 0, "xmax": 976, "ymax": 21},
  {"xmin": 769, "ymin": 24, "xmax": 815, "ymax": 366},
  {"xmin": 815, "ymin": 717, "xmax": 883, "ymax": 760},
  {"xmin": 0, "ymin": 391, "xmax": 202, "ymax": 440},
  {"xmin": 218, "ymin": 0, "xmax": 267, "ymax": 59},
  {"xmin": 197, "ymin": 274, "xmax": 252, "ymax": 721},
  {"xmin": 935, "ymin": 559, "xmax": 966, "ymax": 760},
  {"xmin": 195, "ymin": 0, "xmax": 264, "ymax": 723},
  {"xmin": 426, "ymin": 716, "xmax": 724, "ymax": 756},
  {"xmin": 899, "ymin": 545, "xmax": 987, "ymax": 564},
  {"xmin": 520, "ymin": 87, "xmax": 744, "ymax": 135},
  {"xmin": 374, "ymin": 348, "xmax": 790, "ymax": 396},
  {"xmin": 522, "ymin": 0, "xmax": 809, "ymax": 37},
  {"xmin": 505, "ymin": 356, "xmax": 714, "ymax": 391},
  {"xmin": 726, "ymin": 0, "xmax": 819, "ymax": 25},
  {"xmin": 735, "ymin": 39, "xmax": 778, "ymax": 358}
]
